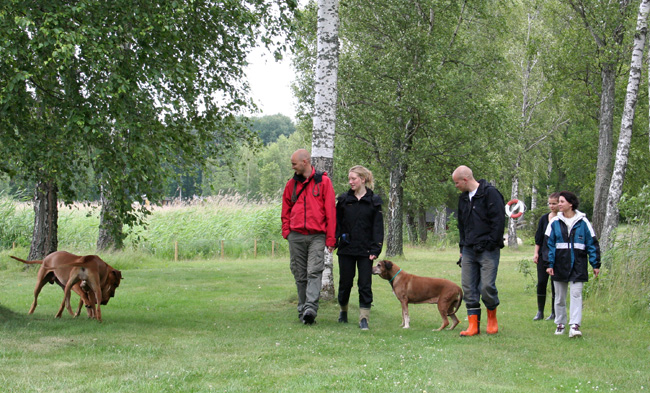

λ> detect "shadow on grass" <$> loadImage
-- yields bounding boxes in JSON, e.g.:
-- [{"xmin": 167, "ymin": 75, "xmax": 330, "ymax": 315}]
[{"xmin": 0, "ymin": 304, "xmax": 27, "ymax": 324}]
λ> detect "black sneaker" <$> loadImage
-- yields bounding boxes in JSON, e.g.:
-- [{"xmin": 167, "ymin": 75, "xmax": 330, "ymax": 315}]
[
  {"xmin": 545, "ymin": 313, "xmax": 555, "ymax": 321},
  {"xmin": 533, "ymin": 311, "xmax": 543, "ymax": 321},
  {"xmin": 302, "ymin": 309, "xmax": 316, "ymax": 325},
  {"xmin": 359, "ymin": 318, "xmax": 369, "ymax": 330},
  {"xmin": 338, "ymin": 311, "xmax": 348, "ymax": 323}
]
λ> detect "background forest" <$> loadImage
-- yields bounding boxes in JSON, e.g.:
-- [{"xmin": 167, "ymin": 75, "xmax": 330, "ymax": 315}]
[{"xmin": 1, "ymin": 1, "xmax": 650, "ymax": 305}]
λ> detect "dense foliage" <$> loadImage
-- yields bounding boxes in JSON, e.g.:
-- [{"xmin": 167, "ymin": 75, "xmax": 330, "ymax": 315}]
[{"xmin": 0, "ymin": 0, "xmax": 297, "ymax": 252}]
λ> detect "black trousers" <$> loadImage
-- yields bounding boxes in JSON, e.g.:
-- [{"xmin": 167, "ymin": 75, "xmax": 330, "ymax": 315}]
[
  {"xmin": 536, "ymin": 259, "xmax": 555, "ymax": 313},
  {"xmin": 337, "ymin": 254, "xmax": 373, "ymax": 309}
]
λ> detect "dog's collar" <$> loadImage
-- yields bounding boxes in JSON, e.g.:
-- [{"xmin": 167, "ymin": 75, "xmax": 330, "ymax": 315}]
[{"xmin": 388, "ymin": 269, "xmax": 402, "ymax": 283}]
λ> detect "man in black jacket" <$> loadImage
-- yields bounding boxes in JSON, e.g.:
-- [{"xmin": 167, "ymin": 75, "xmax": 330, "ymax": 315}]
[{"xmin": 452, "ymin": 165, "xmax": 505, "ymax": 337}]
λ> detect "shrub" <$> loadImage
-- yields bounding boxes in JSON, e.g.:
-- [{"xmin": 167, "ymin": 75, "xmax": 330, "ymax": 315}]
[{"xmin": 591, "ymin": 187, "xmax": 650, "ymax": 317}]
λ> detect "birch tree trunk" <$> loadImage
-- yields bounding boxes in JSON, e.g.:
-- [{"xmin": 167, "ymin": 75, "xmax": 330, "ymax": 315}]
[
  {"xmin": 531, "ymin": 184, "xmax": 538, "ymax": 211},
  {"xmin": 386, "ymin": 162, "xmax": 406, "ymax": 257},
  {"xmin": 405, "ymin": 209, "xmax": 418, "ymax": 244},
  {"xmin": 97, "ymin": 184, "xmax": 126, "ymax": 251},
  {"xmin": 507, "ymin": 168, "xmax": 520, "ymax": 249},
  {"xmin": 312, "ymin": 0, "xmax": 339, "ymax": 301},
  {"xmin": 417, "ymin": 208, "xmax": 428, "ymax": 245},
  {"xmin": 28, "ymin": 181, "xmax": 58, "ymax": 260},
  {"xmin": 592, "ymin": 63, "xmax": 616, "ymax": 237},
  {"xmin": 601, "ymin": 0, "xmax": 650, "ymax": 251},
  {"xmin": 433, "ymin": 205, "xmax": 446, "ymax": 241}
]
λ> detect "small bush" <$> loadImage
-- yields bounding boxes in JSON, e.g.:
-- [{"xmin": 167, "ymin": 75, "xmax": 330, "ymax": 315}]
[{"xmin": 591, "ymin": 187, "xmax": 650, "ymax": 317}]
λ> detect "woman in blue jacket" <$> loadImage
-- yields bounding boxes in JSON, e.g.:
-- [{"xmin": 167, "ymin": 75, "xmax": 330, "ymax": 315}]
[{"xmin": 545, "ymin": 191, "xmax": 600, "ymax": 338}]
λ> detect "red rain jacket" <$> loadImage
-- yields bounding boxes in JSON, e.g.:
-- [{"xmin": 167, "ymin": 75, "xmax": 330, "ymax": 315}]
[{"xmin": 281, "ymin": 167, "xmax": 336, "ymax": 248}]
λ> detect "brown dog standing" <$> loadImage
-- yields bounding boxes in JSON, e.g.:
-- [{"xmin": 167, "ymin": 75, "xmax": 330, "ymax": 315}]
[
  {"xmin": 11, "ymin": 251, "xmax": 122, "ymax": 321},
  {"xmin": 372, "ymin": 260, "xmax": 463, "ymax": 331}
]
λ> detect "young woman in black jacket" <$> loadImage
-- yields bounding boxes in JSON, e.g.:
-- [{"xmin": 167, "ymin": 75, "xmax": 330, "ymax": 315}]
[
  {"xmin": 335, "ymin": 166, "xmax": 384, "ymax": 330},
  {"xmin": 532, "ymin": 192, "xmax": 560, "ymax": 321}
]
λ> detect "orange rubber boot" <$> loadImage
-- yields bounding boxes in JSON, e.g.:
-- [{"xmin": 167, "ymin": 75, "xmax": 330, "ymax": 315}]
[
  {"xmin": 460, "ymin": 314, "xmax": 480, "ymax": 337},
  {"xmin": 487, "ymin": 308, "xmax": 498, "ymax": 334}
]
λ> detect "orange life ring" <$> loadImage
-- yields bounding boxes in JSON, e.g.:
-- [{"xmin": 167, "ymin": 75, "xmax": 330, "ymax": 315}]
[{"xmin": 505, "ymin": 199, "xmax": 525, "ymax": 219}]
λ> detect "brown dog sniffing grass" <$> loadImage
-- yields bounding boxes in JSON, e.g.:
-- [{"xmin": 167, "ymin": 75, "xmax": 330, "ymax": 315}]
[
  {"xmin": 372, "ymin": 260, "xmax": 463, "ymax": 331},
  {"xmin": 11, "ymin": 251, "xmax": 122, "ymax": 321}
]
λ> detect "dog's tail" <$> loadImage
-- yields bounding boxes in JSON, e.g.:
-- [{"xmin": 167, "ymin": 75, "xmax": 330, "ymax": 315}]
[
  {"xmin": 451, "ymin": 288, "xmax": 464, "ymax": 316},
  {"xmin": 10, "ymin": 256, "xmax": 43, "ymax": 265}
]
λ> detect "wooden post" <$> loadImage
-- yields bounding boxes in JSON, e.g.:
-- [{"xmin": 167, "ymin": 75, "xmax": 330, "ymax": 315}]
[
  {"xmin": 12, "ymin": 242, "xmax": 16, "ymax": 250},
  {"xmin": 254, "ymin": 239, "xmax": 257, "ymax": 258},
  {"xmin": 174, "ymin": 241, "xmax": 178, "ymax": 262},
  {"xmin": 271, "ymin": 240, "xmax": 275, "ymax": 258},
  {"xmin": 221, "ymin": 240, "xmax": 224, "ymax": 258}
]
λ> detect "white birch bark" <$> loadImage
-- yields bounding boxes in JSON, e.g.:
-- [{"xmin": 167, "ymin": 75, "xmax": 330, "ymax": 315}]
[
  {"xmin": 386, "ymin": 163, "xmax": 405, "ymax": 257},
  {"xmin": 507, "ymin": 170, "xmax": 520, "ymax": 249},
  {"xmin": 601, "ymin": 0, "xmax": 650, "ymax": 251},
  {"xmin": 434, "ymin": 205, "xmax": 447, "ymax": 240},
  {"xmin": 312, "ymin": 0, "xmax": 339, "ymax": 162},
  {"xmin": 531, "ymin": 184, "xmax": 537, "ymax": 211},
  {"xmin": 567, "ymin": 1, "xmax": 631, "ymax": 237},
  {"xmin": 311, "ymin": 0, "xmax": 339, "ymax": 300}
]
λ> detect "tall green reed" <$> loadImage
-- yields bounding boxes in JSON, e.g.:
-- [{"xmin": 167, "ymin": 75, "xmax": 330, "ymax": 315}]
[
  {"xmin": 0, "ymin": 193, "xmax": 32, "ymax": 249},
  {"xmin": 0, "ymin": 194, "xmax": 287, "ymax": 261}
]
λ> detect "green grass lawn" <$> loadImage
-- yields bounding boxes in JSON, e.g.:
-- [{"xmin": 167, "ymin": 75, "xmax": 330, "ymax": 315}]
[{"xmin": 1, "ymin": 246, "xmax": 648, "ymax": 392}]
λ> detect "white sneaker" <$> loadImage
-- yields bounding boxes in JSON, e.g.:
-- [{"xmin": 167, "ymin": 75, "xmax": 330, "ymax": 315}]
[
  {"xmin": 569, "ymin": 324, "xmax": 582, "ymax": 338},
  {"xmin": 555, "ymin": 324, "xmax": 565, "ymax": 335}
]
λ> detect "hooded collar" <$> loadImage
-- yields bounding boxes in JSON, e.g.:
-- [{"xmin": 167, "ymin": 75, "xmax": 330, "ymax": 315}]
[
  {"xmin": 293, "ymin": 167, "xmax": 315, "ymax": 183},
  {"xmin": 345, "ymin": 187, "xmax": 374, "ymax": 202},
  {"xmin": 557, "ymin": 210, "xmax": 586, "ymax": 233}
]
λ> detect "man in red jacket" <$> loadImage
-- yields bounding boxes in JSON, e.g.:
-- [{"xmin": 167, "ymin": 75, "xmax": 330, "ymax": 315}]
[{"xmin": 281, "ymin": 149, "xmax": 336, "ymax": 325}]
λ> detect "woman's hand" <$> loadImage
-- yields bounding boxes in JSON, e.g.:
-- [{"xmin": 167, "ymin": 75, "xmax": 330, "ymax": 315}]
[{"xmin": 546, "ymin": 268, "xmax": 554, "ymax": 276}]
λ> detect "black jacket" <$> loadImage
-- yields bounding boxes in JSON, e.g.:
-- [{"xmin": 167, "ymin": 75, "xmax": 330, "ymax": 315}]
[
  {"xmin": 457, "ymin": 179, "xmax": 505, "ymax": 252},
  {"xmin": 335, "ymin": 189, "xmax": 384, "ymax": 257},
  {"xmin": 535, "ymin": 212, "xmax": 552, "ymax": 263}
]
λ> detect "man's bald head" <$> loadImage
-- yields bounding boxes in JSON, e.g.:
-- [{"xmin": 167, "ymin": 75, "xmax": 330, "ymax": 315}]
[
  {"xmin": 452, "ymin": 165, "xmax": 474, "ymax": 182},
  {"xmin": 292, "ymin": 149, "xmax": 311, "ymax": 163},
  {"xmin": 291, "ymin": 149, "xmax": 312, "ymax": 177},
  {"xmin": 452, "ymin": 165, "xmax": 478, "ymax": 193}
]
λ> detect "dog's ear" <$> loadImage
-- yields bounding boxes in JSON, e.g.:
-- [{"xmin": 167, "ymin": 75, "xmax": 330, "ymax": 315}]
[
  {"xmin": 384, "ymin": 260, "xmax": 393, "ymax": 271},
  {"xmin": 111, "ymin": 270, "xmax": 123, "ymax": 286}
]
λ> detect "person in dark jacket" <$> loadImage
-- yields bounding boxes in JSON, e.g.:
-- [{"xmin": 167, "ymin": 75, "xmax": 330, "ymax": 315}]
[
  {"xmin": 452, "ymin": 165, "xmax": 505, "ymax": 336},
  {"xmin": 532, "ymin": 192, "xmax": 560, "ymax": 321},
  {"xmin": 545, "ymin": 191, "xmax": 600, "ymax": 338},
  {"xmin": 335, "ymin": 165, "xmax": 384, "ymax": 330},
  {"xmin": 281, "ymin": 149, "xmax": 336, "ymax": 325}
]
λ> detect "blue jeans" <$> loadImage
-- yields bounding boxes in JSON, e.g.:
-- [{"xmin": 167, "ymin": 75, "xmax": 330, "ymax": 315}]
[{"xmin": 461, "ymin": 246, "xmax": 500, "ymax": 315}]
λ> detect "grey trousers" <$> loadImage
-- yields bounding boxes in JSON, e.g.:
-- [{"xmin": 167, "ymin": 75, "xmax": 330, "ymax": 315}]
[
  {"xmin": 287, "ymin": 231, "xmax": 325, "ymax": 316},
  {"xmin": 553, "ymin": 281, "xmax": 583, "ymax": 326},
  {"xmin": 461, "ymin": 246, "xmax": 500, "ymax": 314}
]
